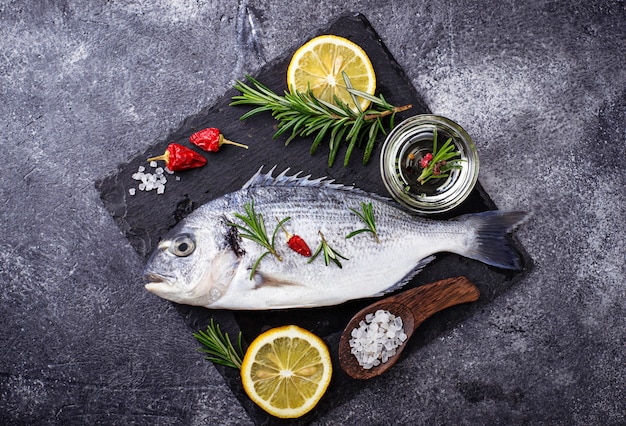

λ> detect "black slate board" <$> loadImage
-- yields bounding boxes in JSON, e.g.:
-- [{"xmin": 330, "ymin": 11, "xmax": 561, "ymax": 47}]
[{"xmin": 96, "ymin": 13, "xmax": 532, "ymax": 425}]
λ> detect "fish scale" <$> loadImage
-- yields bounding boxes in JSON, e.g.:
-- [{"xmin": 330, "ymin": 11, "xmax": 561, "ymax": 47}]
[{"xmin": 143, "ymin": 168, "xmax": 528, "ymax": 310}]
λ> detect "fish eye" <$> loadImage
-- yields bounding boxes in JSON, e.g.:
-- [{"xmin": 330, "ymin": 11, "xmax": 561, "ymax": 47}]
[{"xmin": 169, "ymin": 234, "xmax": 195, "ymax": 257}]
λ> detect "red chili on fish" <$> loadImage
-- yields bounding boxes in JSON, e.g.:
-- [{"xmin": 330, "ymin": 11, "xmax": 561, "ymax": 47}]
[
  {"xmin": 287, "ymin": 234, "xmax": 312, "ymax": 257},
  {"xmin": 147, "ymin": 143, "xmax": 207, "ymax": 171},
  {"xmin": 190, "ymin": 128, "xmax": 249, "ymax": 152},
  {"xmin": 278, "ymin": 220, "xmax": 311, "ymax": 257}
]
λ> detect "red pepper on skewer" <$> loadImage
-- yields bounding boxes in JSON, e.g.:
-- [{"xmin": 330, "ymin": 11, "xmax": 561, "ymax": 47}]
[
  {"xmin": 278, "ymin": 220, "xmax": 312, "ymax": 257},
  {"xmin": 147, "ymin": 143, "xmax": 207, "ymax": 171},
  {"xmin": 190, "ymin": 128, "xmax": 249, "ymax": 152}
]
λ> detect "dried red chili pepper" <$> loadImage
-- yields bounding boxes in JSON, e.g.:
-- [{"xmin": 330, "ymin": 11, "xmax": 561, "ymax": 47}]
[
  {"xmin": 147, "ymin": 143, "xmax": 207, "ymax": 171},
  {"xmin": 190, "ymin": 128, "xmax": 248, "ymax": 152},
  {"xmin": 419, "ymin": 152, "xmax": 433, "ymax": 169},
  {"xmin": 278, "ymin": 221, "xmax": 311, "ymax": 257},
  {"xmin": 287, "ymin": 235, "xmax": 312, "ymax": 257}
]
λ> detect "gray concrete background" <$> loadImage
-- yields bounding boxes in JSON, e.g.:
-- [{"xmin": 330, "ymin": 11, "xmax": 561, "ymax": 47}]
[{"xmin": 1, "ymin": 1, "xmax": 624, "ymax": 424}]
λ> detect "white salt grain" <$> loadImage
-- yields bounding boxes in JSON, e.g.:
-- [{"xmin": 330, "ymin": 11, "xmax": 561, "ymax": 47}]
[
  {"xmin": 348, "ymin": 309, "xmax": 406, "ymax": 369},
  {"xmin": 130, "ymin": 162, "xmax": 174, "ymax": 195}
]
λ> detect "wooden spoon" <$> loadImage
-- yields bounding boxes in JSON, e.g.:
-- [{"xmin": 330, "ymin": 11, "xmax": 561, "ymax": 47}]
[{"xmin": 338, "ymin": 276, "xmax": 480, "ymax": 380}]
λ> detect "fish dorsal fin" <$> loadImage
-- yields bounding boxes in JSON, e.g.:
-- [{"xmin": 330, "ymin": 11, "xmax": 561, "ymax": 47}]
[
  {"xmin": 242, "ymin": 166, "xmax": 393, "ymax": 204},
  {"xmin": 242, "ymin": 166, "xmax": 354, "ymax": 191}
]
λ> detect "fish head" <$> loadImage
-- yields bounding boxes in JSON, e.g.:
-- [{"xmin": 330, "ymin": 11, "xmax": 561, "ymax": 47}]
[{"xmin": 143, "ymin": 217, "xmax": 241, "ymax": 307}]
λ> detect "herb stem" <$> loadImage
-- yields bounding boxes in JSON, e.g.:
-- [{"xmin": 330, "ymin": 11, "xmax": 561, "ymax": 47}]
[{"xmin": 363, "ymin": 104, "xmax": 412, "ymax": 121}]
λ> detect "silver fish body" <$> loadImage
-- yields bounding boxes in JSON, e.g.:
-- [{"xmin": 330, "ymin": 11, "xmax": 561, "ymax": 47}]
[{"xmin": 144, "ymin": 168, "xmax": 528, "ymax": 310}]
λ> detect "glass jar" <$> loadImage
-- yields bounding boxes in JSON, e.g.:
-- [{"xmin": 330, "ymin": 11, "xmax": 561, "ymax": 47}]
[{"xmin": 379, "ymin": 115, "xmax": 479, "ymax": 215}]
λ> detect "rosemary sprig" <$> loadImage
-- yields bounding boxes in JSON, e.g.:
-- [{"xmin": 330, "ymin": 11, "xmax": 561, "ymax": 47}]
[
  {"xmin": 417, "ymin": 128, "xmax": 464, "ymax": 185},
  {"xmin": 193, "ymin": 319, "xmax": 244, "ymax": 369},
  {"xmin": 346, "ymin": 202, "xmax": 379, "ymax": 243},
  {"xmin": 308, "ymin": 231, "xmax": 348, "ymax": 268},
  {"xmin": 230, "ymin": 74, "xmax": 412, "ymax": 167},
  {"xmin": 229, "ymin": 200, "xmax": 289, "ymax": 279}
]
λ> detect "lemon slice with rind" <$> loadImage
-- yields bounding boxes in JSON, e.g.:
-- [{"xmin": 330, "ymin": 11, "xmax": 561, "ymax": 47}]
[
  {"xmin": 287, "ymin": 34, "xmax": 376, "ymax": 111},
  {"xmin": 241, "ymin": 325, "xmax": 332, "ymax": 419}
]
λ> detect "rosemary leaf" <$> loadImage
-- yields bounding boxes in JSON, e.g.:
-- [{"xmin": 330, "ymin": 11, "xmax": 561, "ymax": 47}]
[
  {"xmin": 348, "ymin": 88, "xmax": 386, "ymax": 105},
  {"xmin": 342, "ymin": 71, "xmax": 363, "ymax": 113},
  {"xmin": 239, "ymin": 106, "xmax": 272, "ymax": 121},
  {"xmin": 362, "ymin": 118, "xmax": 380, "ymax": 165},
  {"xmin": 319, "ymin": 97, "xmax": 349, "ymax": 116},
  {"xmin": 311, "ymin": 120, "xmax": 333, "ymax": 154},
  {"xmin": 329, "ymin": 125, "xmax": 347, "ymax": 167}
]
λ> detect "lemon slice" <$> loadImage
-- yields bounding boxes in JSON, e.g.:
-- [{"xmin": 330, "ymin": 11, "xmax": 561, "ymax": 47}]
[
  {"xmin": 287, "ymin": 35, "xmax": 376, "ymax": 111},
  {"xmin": 241, "ymin": 325, "xmax": 332, "ymax": 419}
]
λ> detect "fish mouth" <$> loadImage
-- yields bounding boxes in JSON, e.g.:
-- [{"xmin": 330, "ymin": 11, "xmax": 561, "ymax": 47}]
[{"xmin": 143, "ymin": 272, "xmax": 174, "ymax": 290}]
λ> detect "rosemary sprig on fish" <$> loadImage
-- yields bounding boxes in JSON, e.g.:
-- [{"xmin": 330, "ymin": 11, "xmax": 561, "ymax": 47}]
[
  {"xmin": 308, "ymin": 231, "xmax": 349, "ymax": 268},
  {"xmin": 144, "ymin": 167, "xmax": 529, "ymax": 310},
  {"xmin": 347, "ymin": 201, "xmax": 380, "ymax": 243},
  {"xmin": 228, "ymin": 200, "xmax": 290, "ymax": 279}
]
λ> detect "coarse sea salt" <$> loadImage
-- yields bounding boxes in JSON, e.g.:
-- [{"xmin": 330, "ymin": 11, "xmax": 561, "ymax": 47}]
[
  {"xmin": 129, "ymin": 163, "xmax": 175, "ymax": 195},
  {"xmin": 349, "ymin": 309, "xmax": 407, "ymax": 369}
]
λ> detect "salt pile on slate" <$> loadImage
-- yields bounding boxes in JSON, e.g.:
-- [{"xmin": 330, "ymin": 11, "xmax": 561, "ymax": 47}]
[{"xmin": 129, "ymin": 163, "xmax": 175, "ymax": 195}]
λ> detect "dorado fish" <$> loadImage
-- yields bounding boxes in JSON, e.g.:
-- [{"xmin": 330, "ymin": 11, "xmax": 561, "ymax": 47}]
[{"xmin": 144, "ymin": 167, "xmax": 528, "ymax": 310}]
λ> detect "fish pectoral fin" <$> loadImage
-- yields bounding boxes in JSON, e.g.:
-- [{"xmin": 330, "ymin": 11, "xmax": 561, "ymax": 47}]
[
  {"xmin": 252, "ymin": 271, "xmax": 301, "ymax": 289},
  {"xmin": 374, "ymin": 255, "xmax": 437, "ymax": 296}
]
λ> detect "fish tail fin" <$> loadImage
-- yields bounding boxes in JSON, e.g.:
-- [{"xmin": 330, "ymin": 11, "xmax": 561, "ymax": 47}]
[{"xmin": 456, "ymin": 210, "xmax": 530, "ymax": 270}]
